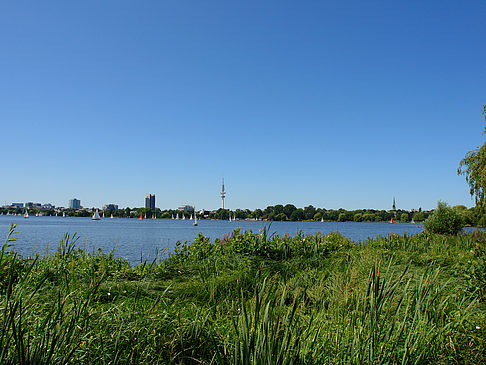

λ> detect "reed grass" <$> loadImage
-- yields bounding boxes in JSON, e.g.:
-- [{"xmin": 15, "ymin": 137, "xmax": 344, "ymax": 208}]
[{"xmin": 0, "ymin": 224, "xmax": 484, "ymax": 364}]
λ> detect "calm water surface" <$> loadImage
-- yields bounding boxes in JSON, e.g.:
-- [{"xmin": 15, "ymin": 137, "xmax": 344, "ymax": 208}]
[{"xmin": 0, "ymin": 215, "xmax": 470, "ymax": 265}]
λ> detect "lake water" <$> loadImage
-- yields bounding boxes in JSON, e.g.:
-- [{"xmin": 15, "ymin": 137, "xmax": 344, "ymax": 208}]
[{"xmin": 0, "ymin": 215, "xmax": 473, "ymax": 265}]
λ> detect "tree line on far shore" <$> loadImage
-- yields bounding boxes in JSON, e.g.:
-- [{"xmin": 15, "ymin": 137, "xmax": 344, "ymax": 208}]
[{"xmin": 0, "ymin": 204, "xmax": 480, "ymax": 225}]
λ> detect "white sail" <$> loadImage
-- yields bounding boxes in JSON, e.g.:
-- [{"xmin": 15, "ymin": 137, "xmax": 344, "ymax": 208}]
[
  {"xmin": 176, "ymin": 213, "xmax": 179, "ymax": 219},
  {"xmin": 192, "ymin": 206, "xmax": 198, "ymax": 226},
  {"xmin": 171, "ymin": 214, "xmax": 174, "ymax": 219},
  {"xmin": 190, "ymin": 214, "xmax": 193, "ymax": 220},
  {"xmin": 24, "ymin": 210, "xmax": 29, "ymax": 219},
  {"xmin": 182, "ymin": 214, "xmax": 185, "ymax": 220},
  {"xmin": 92, "ymin": 209, "xmax": 101, "ymax": 220},
  {"xmin": 102, "ymin": 211, "xmax": 105, "ymax": 219},
  {"xmin": 63, "ymin": 212, "xmax": 65, "ymax": 217},
  {"xmin": 110, "ymin": 214, "xmax": 114, "ymax": 219}
]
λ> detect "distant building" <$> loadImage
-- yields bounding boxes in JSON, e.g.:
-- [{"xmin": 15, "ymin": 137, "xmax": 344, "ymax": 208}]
[
  {"xmin": 103, "ymin": 204, "xmax": 119, "ymax": 211},
  {"xmin": 25, "ymin": 202, "xmax": 34, "ymax": 209},
  {"xmin": 178, "ymin": 205, "xmax": 194, "ymax": 212},
  {"xmin": 145, "ymin": 194, "xmax": 155, "ymax": 210},
  {"xmin": 11, "ymin": 203, "xmax": 23, "ymax": 208},
  {"xmin": 69, "ymin": 198, "xmax": 81, "ymax": 209},
  {"xmin": 42, "ymin": 203, "xmax": 55, "ymax": 209}
]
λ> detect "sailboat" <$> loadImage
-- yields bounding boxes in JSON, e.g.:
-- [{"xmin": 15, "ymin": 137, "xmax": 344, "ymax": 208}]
[
  {"xmin": 152, "ymin": 214, "xmax": 156, "ymax": 219},
  {"xmin": 176, "ymin": 213, "xmax": 179, "ymax": 220},
  {"xmin": 110, "ymin": 214, "xmax": 114, "ymax": 219},
  {"xmin": 321, "ymin": 217, "xmax": 324, "ymax": 222},
  {"xmin": 139, "ymin": 213, "xmax": 143, "ymax": 220},
  {"xmin": 190, "ymin": 214, "xmax": 193, "ymax": 220},
  {"xmin": 144, "ymin": 213, "xmax": 147, "ymax": 219},
  {"xmin": 92, "ymin": 209, "xmax": 101, "ymax": 220},
  {"xmin": 193, "ymin": 212, "xmax": 198, "ymax": 226},
  {"xmin": 63, "ymin": 212, "xmax": 65, "ymax": 217},
  {"xmin": 233, "ymin": 214, "xmax": 236, "ymax": 221},
  {"xmin": 389, "ymin": 217, "xmax": 394, "ymax": 224},
  {"xmin": 411, "ymin": 218, "xmax": 415, "ymax": 224},
  {"xmin": 229, "ymin": 214, "xmax": 232, "ymax": 222},
  {"xmin": 171, "ymin": 214, "xmax": 174, "ymax": 219},
  {"xmin": 24, "ymin": 210, "xmax": 29, "ymax": 219},
  {"xmin": 102, "ymin": 211, "xmax": 105, "ymax": 219},
  {"xmin": 182, "ymin": 214, "xmax": 185, "ymax": 220}
]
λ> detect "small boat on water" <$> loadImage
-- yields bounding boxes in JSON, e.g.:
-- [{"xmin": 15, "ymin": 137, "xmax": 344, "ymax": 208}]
[
  {"xmin": 92, "ymin": 209, "xmax": 101, "ymax": 220},
  {"xmin": 102, "ymin": 211, "xmax": 105, "ymax": 219},
  {"xmin": 182, "ymin": 214, "xmax": 185, "ymax": 220},
  {"xmin": 176, "ymin": 213, "xmax": 179, "ymax": 220},
  {"xmin": 389, "ymin": 217, "xmax": 394, "ymax": 224},
  {"xmin": 411, "ymin": 218, "xmax": 415, "ymax": 224},
  {"xmin": 63, "ymin": 212, "xmax": 65, "ymax": 217},
  {"xmin": 110, "ymin": 214, "xmax": 114, "ymax": 219},
  {"xmin": 24, "ymin": 210, "xmax": 29, "ymax": 219},
  {"xmin": 171, "ymin": 214, "xmax": 174, "ymax": 219},
  {"xmin": 193, "ymin": 212, "xmax": 198, "ymax": 226},
  {"xmin": 139, "ymin": 213, "xmax": 143, "ymax": 220}
]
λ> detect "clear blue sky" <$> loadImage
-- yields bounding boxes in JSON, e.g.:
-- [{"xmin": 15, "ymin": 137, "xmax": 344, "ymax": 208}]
[{"xmin": 1, "ymin": 1, "xmax": 485, "ymax": 211}]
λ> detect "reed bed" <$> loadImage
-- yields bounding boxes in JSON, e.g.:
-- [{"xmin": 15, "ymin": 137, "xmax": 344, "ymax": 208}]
[{"xmin": 0, "ymin": 224, "xmax": 484, "ymax": 364}]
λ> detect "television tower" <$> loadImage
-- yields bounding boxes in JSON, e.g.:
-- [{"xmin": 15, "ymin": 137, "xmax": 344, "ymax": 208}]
[{"xmin": 221, "ymin": 177, "xmax": 226, "ymax": 209}]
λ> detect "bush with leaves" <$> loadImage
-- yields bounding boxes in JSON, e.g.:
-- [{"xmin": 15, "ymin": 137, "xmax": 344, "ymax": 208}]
[{"xmin": 425, "ymin": 201, "xmax": 464, "ymax": 235}]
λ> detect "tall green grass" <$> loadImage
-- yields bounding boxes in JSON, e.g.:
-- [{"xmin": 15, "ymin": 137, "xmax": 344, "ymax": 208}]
[{"xmin": 1, "ymin": 224, "xmax": 484, "ymax": 364}]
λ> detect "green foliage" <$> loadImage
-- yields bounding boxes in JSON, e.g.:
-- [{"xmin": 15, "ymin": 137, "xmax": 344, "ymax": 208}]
[
  {"xmin": 458, "ymin": 104, "xmax": 486, "ymax": 209},
  {"xmin": 2, "ymin": 225, "xmax": 485, "ymax": 364},
  {"xmin": 424, "ymin": 201, "xmax": 465, "ymax": 235},
  {"xmin": 399, "ymin": 212, "xmax": 409, "ymax": 222}
]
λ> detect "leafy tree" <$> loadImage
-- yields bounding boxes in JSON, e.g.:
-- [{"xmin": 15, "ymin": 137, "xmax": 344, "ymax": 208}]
[
  {"xmin": 400, "ymin": 213, "xmax": 409, "ymax": 222},
  {"xmin": 283, "ymin": 204, "xmax": 297, "ymax": 218},
  {"xmin": 290, "ymin": 209, "xmax": 304, "ymax": 221},
  {"xmin": 424, "ymin": 201, "xmax": 464, "ymax": 235},
  {"xmin": 275, "ymin": 213, "xmax": 287, "ymax": 221},
  {"xmin": 412, "ymin": 211, "xmax": 425, "ymax": 222},
  {"xmin": 458, "ymin": 104, "xmax": 486, "ymax": 209},
  {"xmin": 274, "ymin": 205, "xmax": 285, "ymax": 215},
  {"xmin": 313, "ymin": 212, "xmax": 323, "ymax": 221},
  {"xmin": 362, "ymin": 213, "xmax": 374, "ymax": 222},
  {"xmin": 353, "ymin": 213, "xmax": 363, "ymax": 222},
  {"xmin": 253, "ymin": 209, "xmax": 263, "ymax": 219},
  {"xmin": 303, "ymin": 205, "xmax": 316, "ymax": 220}
]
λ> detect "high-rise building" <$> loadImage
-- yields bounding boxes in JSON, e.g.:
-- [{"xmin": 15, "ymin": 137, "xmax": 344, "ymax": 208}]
[
  {"xmin": 69, "ymin": 198, "xmax": 81, "ymax": 209},
  {"xmin": 145, "ymin": 194, "xmax": 155, "ymax": 210}
]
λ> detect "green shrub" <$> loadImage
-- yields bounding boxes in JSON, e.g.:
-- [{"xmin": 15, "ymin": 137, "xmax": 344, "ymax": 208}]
[{"xmin": 425, "ymin": 201, "xmax": 464, "ymax": 235}]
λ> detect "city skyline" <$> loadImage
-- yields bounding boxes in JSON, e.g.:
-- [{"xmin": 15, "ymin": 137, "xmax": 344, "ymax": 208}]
[{"xmin": 1, "ymin": 1, "xmax": 484, "ymax": 211}]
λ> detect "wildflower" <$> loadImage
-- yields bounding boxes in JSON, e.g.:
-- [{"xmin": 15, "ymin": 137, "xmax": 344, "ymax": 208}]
[
  {"xmin": 107, "ymin": 292, "xmax": 111, "ymax": 296},
  {"xmin": 476, "ymin": 326, "xmax": 481, "ymax": 330}
]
